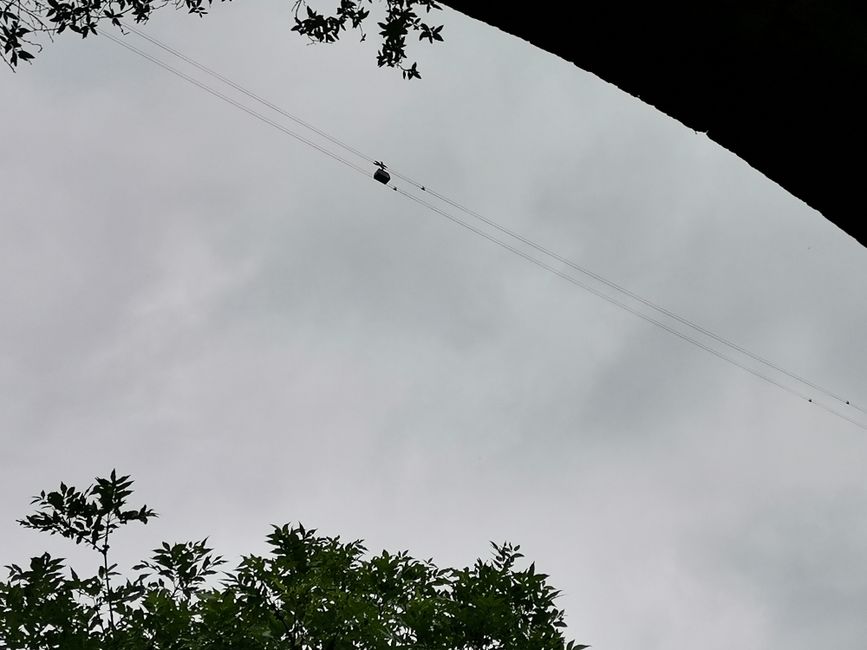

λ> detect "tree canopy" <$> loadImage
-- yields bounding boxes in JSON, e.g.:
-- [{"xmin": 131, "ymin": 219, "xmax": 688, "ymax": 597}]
[
  {"xmin": 0, "ymin": 471, "xmax": 588, "ymax": 649},
  {"xmin": 1, "ymin": 0, "xmax": 444, "ymax": 77}
]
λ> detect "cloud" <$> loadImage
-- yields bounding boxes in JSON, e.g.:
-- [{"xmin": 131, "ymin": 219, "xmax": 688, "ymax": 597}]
[{"xmin": 1, "ymin": 4, "xmax": 866, "ymax": 650}]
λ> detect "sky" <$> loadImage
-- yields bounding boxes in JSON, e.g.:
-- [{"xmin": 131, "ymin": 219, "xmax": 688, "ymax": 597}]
[{"xmin": 2, "ymin": 3, "xmax": 867, "ymax": 649}]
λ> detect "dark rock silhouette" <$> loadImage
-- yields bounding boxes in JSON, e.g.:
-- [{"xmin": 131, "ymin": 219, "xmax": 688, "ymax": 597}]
[{"xmin": 444, "ymin": 1, "xmax": 866, "ymax": 248}]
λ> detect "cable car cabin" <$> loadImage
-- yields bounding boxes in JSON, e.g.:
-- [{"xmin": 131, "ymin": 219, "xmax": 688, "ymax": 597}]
[{"xmin": 374, "ymin": 167, "xmax": 391, "ymax": 184}]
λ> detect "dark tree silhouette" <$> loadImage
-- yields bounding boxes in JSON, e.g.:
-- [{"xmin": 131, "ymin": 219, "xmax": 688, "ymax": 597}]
[
  {"xmin": 0, "ymin": 471, "xmax": 589, "ymax": 649},
  {"xmin": 0, "ymin": 0, "xmax": 443, "ymax": 78}
]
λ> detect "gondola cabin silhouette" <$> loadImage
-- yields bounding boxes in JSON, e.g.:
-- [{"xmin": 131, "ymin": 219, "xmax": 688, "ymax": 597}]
[
  {"xmin": 374, "ymin": 168, "xmax": 390, "ymax": 184},
  {"xmin": 373, "ymin": 161, "xmax": 390, "ymax": 184}
]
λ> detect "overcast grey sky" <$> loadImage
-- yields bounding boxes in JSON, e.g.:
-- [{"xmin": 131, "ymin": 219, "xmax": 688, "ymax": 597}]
[{"xmin": 2, "ymin": 3, "xmax": 867, "ymax": 649}]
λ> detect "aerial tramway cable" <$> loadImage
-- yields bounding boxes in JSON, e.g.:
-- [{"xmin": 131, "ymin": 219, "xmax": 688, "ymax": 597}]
[{"xmin": 104, "ymin": 29, "xmax": 866, "ymax": 431}]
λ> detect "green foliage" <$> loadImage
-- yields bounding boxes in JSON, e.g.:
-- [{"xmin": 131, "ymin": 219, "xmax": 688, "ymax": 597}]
[
  {"xmin": 1, "ymin": 471, "xmax": 589, "ymax": 649},
  {"xmin": 1, "ymin": 0, "xmax": 445, "ymax": 77}
]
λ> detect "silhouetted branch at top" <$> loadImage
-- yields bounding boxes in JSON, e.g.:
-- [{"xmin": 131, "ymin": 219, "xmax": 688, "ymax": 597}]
[{"xmin": 0, "ymin": 0, "xmax": 445, "ymax": 76}]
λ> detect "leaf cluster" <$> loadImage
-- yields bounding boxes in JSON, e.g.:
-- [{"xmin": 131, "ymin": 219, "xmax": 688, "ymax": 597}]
[
  {"xmin": 1, "ymin": 471, "xmax": 588, "ymax": 649},
  {"xmin": 290, "ymin": 0, "xmax": 444, "ymax": 79},
  {"xmin": 2, "ymin": 0, "xmax": 445, "ymax": 77},
  {"xmin": 1, "ymin": 0, "xmax": 230, "ymax": 69}
]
